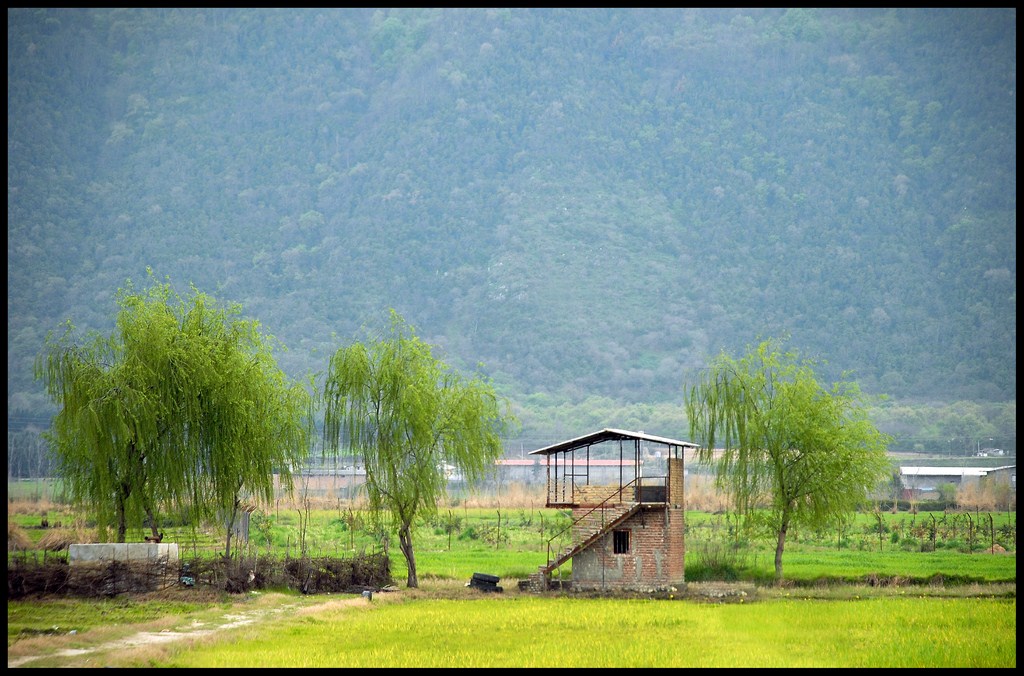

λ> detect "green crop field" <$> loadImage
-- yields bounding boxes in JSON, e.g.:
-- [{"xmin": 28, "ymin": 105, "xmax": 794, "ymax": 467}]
[
  {"xmin": 7, "ymin": 591, "xmax": 1016, "ymax": 668},
  {"xmin": 161, "ymin": 596, "xmax": 1019, "ymax": 668},
  {"xmin": 7, "ymin": 483, "xmax": 1016, "ymax": 668}
]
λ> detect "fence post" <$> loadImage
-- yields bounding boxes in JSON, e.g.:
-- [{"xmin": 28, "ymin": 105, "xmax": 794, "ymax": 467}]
[{"xmin": 876, "ymin": 511, "xmax": 884, "ymax": 553}]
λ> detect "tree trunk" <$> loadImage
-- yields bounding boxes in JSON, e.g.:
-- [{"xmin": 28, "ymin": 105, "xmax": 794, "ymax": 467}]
[
  {"xmin": 225, "ymin": 499, "xmax": 239, "ymax": 560},
  {"xmin": 144, "ymin": 501, "xmax": 161, "ymax": 540},
  {"xmin": 116, "ymin": 499, "xmax": 128, "ymax": 543},
  {"xmin": 116, "ymin": 482, "xmax": 131, "ymax": 543},
  {"xmin": 398, "ymin": 520, "xmax": 418, "ymax": 588},
  {"xmin": 774, "ymin": 512, "xmax": 790, "ymax": 581}
]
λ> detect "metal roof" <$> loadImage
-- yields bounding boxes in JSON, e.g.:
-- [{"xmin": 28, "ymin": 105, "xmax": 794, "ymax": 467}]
[
  {"xmin": 900, "ymin": 465, "xmax": 1016, "ymax": 477},
  {"xmin": 527, "ymin": 428, "xmax": 698, "ymax": 456},
  {"xmin": 496, "ymin": 458, "xmax": 632, "ymax": 466}
]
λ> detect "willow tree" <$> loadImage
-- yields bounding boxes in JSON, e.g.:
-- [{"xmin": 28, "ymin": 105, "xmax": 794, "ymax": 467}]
[
  {"xmin": 322, "ymin": 310, "xmax": 516, "ymax": 588},
  {"xmin": 685, "ymin": 338, "xmax": 891, "ymax": 581},
  {"xmin": 35, "ymin": 272, "xmax": 311, "ymax": 554}
]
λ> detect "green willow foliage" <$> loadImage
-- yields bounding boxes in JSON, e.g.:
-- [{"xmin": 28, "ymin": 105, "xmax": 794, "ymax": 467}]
[
  {"xmin": 322, "ymin": 310, "xmax": 517, "ymax": 587},
  {"xmin": 686, "ymin": 338, "xmax": 892, "ymax": 580},
  {"xmin": 35, "ymin": 274, "xmax": 312, "ymax": 552}
]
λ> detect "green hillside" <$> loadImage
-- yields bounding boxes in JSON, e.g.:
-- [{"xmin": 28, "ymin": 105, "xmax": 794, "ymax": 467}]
[{"xmin": 7, "ymin": 8, "xmax": 1016, "ymax": 442}]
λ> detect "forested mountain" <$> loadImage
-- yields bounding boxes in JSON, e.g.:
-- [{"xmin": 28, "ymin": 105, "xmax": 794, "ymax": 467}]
[{"xmin": 7, "ymin": 8, "xmax": 1016, "ymax": 443}]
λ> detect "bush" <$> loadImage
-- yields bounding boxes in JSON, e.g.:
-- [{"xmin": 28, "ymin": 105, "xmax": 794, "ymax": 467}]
[
  {"xmin": 685, "ymin": 541, "xmax": 749, "ymax": 582},
  {"xmin": 899, "ymin": 538, "xmax": 919, "ymax": 552},
  {"xmin": 7, "ymin": 557, "xmax": 71, "ymax": 598},
  {"xmin": 6, "ymin": 550, "xmax": 392, "ymax": 598},
  {"xmin": 8, "ymin": 522, "xmax": 33, "ymax": 551},
  {"xmin": 873, "ymin": 500, "xmax": 956, "ymax": 512},
  {"xmin": 37, "ymin": 526, "xmax": 98, "ymax": 552}
]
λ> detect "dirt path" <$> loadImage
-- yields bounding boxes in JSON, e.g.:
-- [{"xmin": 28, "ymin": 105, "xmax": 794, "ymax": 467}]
[{"xmin": 8, "ymin": 594, "xmax": 371, "ymax": 669}]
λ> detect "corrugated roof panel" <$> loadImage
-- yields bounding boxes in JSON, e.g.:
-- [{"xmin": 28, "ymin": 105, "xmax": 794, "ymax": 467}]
[
  {"xmin": 527, "ymin": 428, "xmax": 698, "ymax": 456},
  {"xmin": 899, "ymin": 466, "xmax": 1015, "ymax": 477}
]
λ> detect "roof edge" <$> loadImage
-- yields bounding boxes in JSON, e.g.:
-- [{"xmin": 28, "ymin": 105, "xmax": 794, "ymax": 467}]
[{"xmin": 528, "ymin": 427, "xmax": 698, "ymax": 456}]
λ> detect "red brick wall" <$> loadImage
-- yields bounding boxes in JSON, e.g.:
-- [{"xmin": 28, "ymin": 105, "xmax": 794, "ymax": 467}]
[
  {"xmin": 565, "ymin": 456, "xmax": 684, "ymax": 589},
  {"xmin": 667, "ymin": 456, "xmax": 685, "ymax": 583},
  {"xmin": 569, "ymin": 457, "xmax": 685, "ymax": 591},
  {"xmin": 569, "ymin": 510, "xmax": 666, "ymax": 590}
]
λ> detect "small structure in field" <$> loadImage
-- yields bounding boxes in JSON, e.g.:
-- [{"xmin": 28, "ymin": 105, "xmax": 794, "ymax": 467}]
[
  {"xmin": 68, "ymin": 542, "xmax": 179, "ymax": 593},
  {"xmin": 68, "ymin": 542, "xmax": 179, "ymax": 566},
  {"xmin": 523, "ymin": 428, "xmax": 697, "ymax": 593},
  {"xmin": 900, "ymin": 465, "xmax": 1016, "ymax": 499}
]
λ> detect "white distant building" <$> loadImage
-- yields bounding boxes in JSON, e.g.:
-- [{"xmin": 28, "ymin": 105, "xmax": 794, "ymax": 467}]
[{"xmin": 900, "ymin": 465, "xmax": 1016, "ymax": 496}]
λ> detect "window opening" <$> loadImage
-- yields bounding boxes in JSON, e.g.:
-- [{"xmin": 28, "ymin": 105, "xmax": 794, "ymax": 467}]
[{"xmin": 613, "ymin": 529, "xmax": 630, "ymax": 554}]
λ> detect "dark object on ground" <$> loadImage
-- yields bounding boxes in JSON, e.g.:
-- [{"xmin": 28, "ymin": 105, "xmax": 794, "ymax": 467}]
[{"xmin": 468, "ymin": 572, "xmax": 503, "ymax": 593}]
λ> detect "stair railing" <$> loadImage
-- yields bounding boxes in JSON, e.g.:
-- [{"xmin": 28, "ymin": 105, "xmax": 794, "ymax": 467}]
[{"xmin": 545, "ymin": 478, "xmax": 639, "ymax": 570}]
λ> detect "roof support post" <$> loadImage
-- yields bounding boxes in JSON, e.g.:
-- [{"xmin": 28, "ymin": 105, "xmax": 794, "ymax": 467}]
[{"xmin": 618, "ymin": 439, "xmax": 623, "ymax": 500}]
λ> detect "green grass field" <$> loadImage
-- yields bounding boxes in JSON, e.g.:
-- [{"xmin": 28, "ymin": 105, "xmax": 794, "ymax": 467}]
[
  {"xmin": 7, "ymin": 485, "xmax": 1016, "ymax": 667},
  {"xmin": 162, "ymin": 596, "xmax": 1017, "ymax": 668},
  {"xmin": 9, "ymin": 591, "xmax": 1014, "ymax": 668},
  {"xmin": 9, "ymin": 498, "xmax": 1016, "ymax": 585}
]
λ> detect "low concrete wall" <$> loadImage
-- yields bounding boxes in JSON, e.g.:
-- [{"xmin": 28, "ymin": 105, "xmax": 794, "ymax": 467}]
[{"xmin": 68, "ymin": 543, "xmax": 179, "ymax": 565}]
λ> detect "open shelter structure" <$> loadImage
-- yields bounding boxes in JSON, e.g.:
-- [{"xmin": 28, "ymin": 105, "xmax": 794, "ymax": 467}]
[{"xmin": 523, "ymin": 428, "xmax": 698, "ymax": 592}]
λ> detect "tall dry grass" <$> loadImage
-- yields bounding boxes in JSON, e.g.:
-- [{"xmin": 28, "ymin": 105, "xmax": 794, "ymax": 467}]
[
  {"xmin": 957, "ymin": 477, "xmax": 1016, "ymax": 512},
  {"xmin": 8, "ymin": 521, "xmax": 33, "ymax": 551},
  {"xmin": 7, "ymin": 496, "xmax": 65, "ymax": 517},
  {"xmin": 269, "ymin": 477, "xmax": 733, "ymax": 512},
  {"xmin": 36, "ymin": 524, "xmax": 99, "ymax": 551},
  {"xmin": 457, "ymin": 483, "xmax": 548, "ymax": 509},
  {"xmin": 684, "ymin": 475, "xmax": 734, "ymax": 512}
]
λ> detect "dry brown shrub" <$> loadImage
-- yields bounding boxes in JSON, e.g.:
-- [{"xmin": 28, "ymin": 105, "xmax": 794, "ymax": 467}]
[
  {"xmin": 270, "ymin": 471, "xmax": 737, "ymax": 512},
  {"xmin": 8, "ymin": 521, "xmax": 33, "ymax": 551},
  {"xmin": 7, "ymin": 497, "xmax": 63, "ymax": 516},
  {"xmin": 37, "ymin": 525, "xmax": 99, "ymax": 551},
  {"xmin": 457, "ymin": 483, "xmax": 547, "ymax": 509},
  {"xmin": 958, "ymin": 476, "xmax": 1016, "ymax": 512},
  {"xmin": 684, "ymin": 475, "xmax": 733, "ymax": 512},
  {"xmin": 273, "ymin": 492, "xmax": 369, "ymax": 512},
  {"xmin": 957, "ymin": 482, "xmax": 996, "ymax": 511},
  {"xmin": 271, "ymin": 475, "xmax": 369, "ymax": 511}
]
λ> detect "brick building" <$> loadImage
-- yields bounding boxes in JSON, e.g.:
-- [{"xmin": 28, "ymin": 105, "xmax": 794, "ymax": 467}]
[{"xmin": 524, "ymin": 428, "xmax": 698, "ymax": 592}]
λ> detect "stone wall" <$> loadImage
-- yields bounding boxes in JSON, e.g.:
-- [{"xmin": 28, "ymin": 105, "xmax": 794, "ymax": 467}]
[
  {"xmin": 67, "ymin": 543, "xmax": 180, "ymax": 594},
  {"xmin": 69, "ymin": 543, "xmax": 179, "ymax": 565}
]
